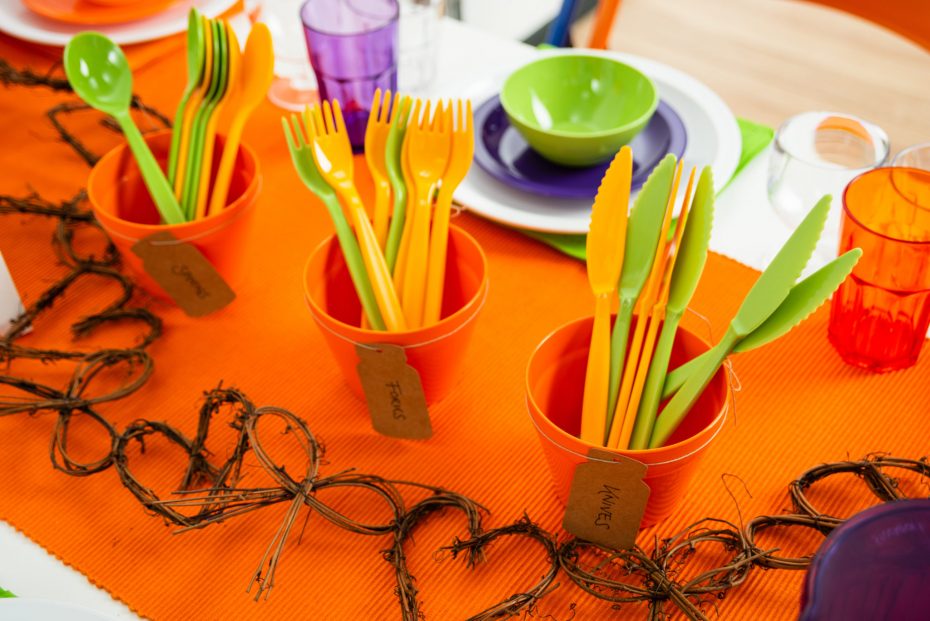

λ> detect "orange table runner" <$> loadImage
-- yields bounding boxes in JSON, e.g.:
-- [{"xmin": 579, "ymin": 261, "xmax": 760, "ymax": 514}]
[{"xmin": 2, "ymin": 33, "xmax": 929, "ymax": 620}]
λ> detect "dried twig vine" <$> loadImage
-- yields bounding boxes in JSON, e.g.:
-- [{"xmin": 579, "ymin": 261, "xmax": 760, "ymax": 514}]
[{"xmin": 2, "ymin": 57, "xmax": 929, "ymax": 620}]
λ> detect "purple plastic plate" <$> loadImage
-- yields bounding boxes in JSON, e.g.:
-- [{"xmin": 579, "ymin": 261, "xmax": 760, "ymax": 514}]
[{"xmin": 473, "ymin": 96, "xmax": 687, "ymax": 199}]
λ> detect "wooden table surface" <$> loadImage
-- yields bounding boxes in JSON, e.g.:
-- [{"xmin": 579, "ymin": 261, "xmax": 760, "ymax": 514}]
[{"xmin": 574, "ymin": 0, "xmax": 930, "ymax": 152}]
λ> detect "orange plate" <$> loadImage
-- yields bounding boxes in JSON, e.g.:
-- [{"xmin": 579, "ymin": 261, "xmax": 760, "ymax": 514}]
[{"xmin": 21, "ymin": 0, "xmax": 177, "ymax": 25}]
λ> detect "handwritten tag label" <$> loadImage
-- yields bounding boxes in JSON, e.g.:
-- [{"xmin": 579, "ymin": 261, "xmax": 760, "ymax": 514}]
[
  {"xmin": 0, "ymin": 251, "xmax": 27, "ymax": 337},
  {"xmin": 563, "ymin": 449, "xmax": 650, "ymax": 550},
  {"xmin": 131, "ymin": 231, "xmax": 235, "ymax": 317},
  {"xmin": 355, "ymin": 344, "xmax": 432, "ymax": 439}
]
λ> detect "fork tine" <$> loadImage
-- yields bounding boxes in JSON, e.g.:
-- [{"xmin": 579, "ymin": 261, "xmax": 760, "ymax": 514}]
[
  {"xmin": 332, "ymin": 99, "xmax": 348, "ymax": 136},
  {"xmin": 455, "ymin": 99, "xmax": 463, "ymax": 133},
  {"xmin": 311, "ymin": 104, "xmax": 325, "ymax": 138},
  {"xmin": 370, "ymin": 89, "xmax": 382, "ymax": 125},
  {"xmin": 281, "ymin": 117, "xmax": 297, "ymax": 152},
  {"xmin": 409, "ymin": 98, "xmax": 422, "ymax": 135},
  {"xmin": 322, "ymin": 100, "xmax": 335, "ymax": 134},
  {"xmin": 465, "ymin": 99, "xmax": 473, "ymax": 131},
  {"xmin": 432, "ymin": 100, "xmax": 444, "ymax": 132},
  {"xmin": 291, "ymin": 113, "xmax": 308, "ymax": 146},
  {"xmin": 381, "ymin": 90, "xmax": 392, "ymax": 123},
  {"xmin": 420, "ymin": 100, "xmax": 432, "ymax": 131},
  {"xmin": 398, "ymin": 96, "xmax": 413, "ymax": 130}
]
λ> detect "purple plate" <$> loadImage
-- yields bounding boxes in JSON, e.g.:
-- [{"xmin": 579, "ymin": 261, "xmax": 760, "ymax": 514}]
[{"xmin": 474, "ymin": 96, "xmax": 687, "ymax": 199}]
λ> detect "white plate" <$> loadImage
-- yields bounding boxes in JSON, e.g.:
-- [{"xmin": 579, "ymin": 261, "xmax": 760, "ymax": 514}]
[
  {"xmin": 0, "ymin": 0, "xmax": 237, "ymax": 47},
  {"xmin": 0, "ymin": 598, "xmax": 116, "ymax": 621},
  {"xmin": 454, "ymin": 49, "xmax": 742, "ymax": 234}
]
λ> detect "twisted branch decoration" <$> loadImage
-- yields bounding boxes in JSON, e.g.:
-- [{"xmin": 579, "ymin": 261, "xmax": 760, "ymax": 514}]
[{"xmin": 2, "ymin": 58, "xmax": 929, "ymax": 620}]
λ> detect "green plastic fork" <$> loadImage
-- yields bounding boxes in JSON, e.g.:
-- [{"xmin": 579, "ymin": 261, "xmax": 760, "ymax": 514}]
[
  {"xmin": 282, "ymin": 114, "xmax": 385, "ymax": 331},
  {"xmin": 383, "ymin": 95, "xmax": 413, "ymax": 271}
]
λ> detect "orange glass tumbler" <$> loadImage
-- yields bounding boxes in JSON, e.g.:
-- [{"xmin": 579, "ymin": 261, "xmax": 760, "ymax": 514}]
[{"xmin": 828, "ymin": 167, "xmax": 930, "ymax": 371}]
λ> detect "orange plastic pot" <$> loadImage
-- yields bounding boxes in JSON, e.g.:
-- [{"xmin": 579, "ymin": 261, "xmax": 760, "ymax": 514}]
[
  {"xmin": 526, "ymin": 315, "xmax": 731, "ymax": 527},
  {"xmin": 304, "ymin": 226, "xmax": 488, "ymax": 404},
  {"xmin": 87, "ymin": 129, "xmax": 261, "ymax": 301}
]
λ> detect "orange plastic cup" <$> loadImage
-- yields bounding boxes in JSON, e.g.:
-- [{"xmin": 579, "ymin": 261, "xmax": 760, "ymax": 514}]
[
  {"xmin": 304, "ymin": 225, "xmax": 488, "ymax": 404},
  {"xmin": 526, "ymin": 315, "xmax": 731, "ymax": 527},
  {"xmin": 87, "ymin": 129, "xmax": 261, "ymax": 301}
]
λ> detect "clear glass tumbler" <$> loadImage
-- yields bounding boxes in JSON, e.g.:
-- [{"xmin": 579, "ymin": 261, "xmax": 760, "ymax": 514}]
[
  {"xmin": 769, "ymin": 111, "xmax": 889, "ymax": 259},
  {"xmin": 398, "ymin": 0, "xmax": 444, "ymax": 94}
]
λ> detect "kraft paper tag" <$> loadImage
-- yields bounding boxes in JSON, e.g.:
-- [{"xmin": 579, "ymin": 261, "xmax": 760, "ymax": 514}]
[
  {"xmin": 0, "ymin": 251, "xmax": 27, "ymax": 337},
  {"xmin": 131, "ymin": 232, "xmax": 235, "ymax": 317},
  {"xmin": 355, "ymin": 344, "xmax": 432, "ymax": 440},
  {"xmin": 562, "ymin": 448, "xmax": 650, "ymax": 550}
]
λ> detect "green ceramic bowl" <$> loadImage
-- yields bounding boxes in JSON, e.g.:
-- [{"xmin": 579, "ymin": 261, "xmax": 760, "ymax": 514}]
[{"xmin": 500, "ymin": 54, "xmax": 659, "ymax": 167}]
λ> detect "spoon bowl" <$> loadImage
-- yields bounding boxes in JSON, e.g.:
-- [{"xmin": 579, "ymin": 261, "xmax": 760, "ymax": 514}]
[{"xmin": 63, "ymin": 32, "xmax": 133, "ymax": 116}]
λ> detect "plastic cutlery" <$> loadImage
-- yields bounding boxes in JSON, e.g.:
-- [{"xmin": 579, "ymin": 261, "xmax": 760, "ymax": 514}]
[
  {"xmin": 392, "ymin": 98, "xmax": 421, "ymax": 294},
  {"xmin": 283, "ymin": 114, "xmax": 385, "ymax": 331},
  {"xmin": 605, "ymin": 155, "xmax": 677, "ymax": 431},
  {"xmin": 401, "ymin": 100, "xmax": 453, "ymax": 328},
  {"xmin": 383, "ymin": 95, "xmax": 413, "ymax": 271},
  {"xmin": 607, "ymin": 162, "xmax": 682, "ymax": 448},
  {"xmin": 173, "ymin": 15, "xmax": 212, "ymax": 199},
  {"xmin": 649, "ymin": 195, "xmax": 833, "ymax": 448},
  {"xmin": 423, "ymin": 100, "xmax": 474, "ymax": 326},
  {"xmin": 193, "ymin": 20, "xmax": 236, "ymax": 220},
  {"xmin": 364, "ymin": 89, "xmax": 395, "ymax": 248},
  {"xmin": 168, "ymin": 8, "xmax": 205, "ymax": 186},
  {"xmin": 579, "ymin": 146, "xmax": 632, "ymax": 445},
  {"xmin": 181, "ymin": 19, "xmax": 227, "ymax": 220},
  {"xmin": 209, "ymin": 23, "xmax": 273, "ymax": 217},
  {"xmin": 63, "ymin": 33, "xmax": 185, "ymax": 225},
  {"xmin": 307, "ymin": 100, "xmax": 406, "ymax": 332},
  {"xmin": 661, "ymin": 248, "xmax": 862, "ymax": 399},
  {"xmin": 628, "ymin": 167, "xmax": 714, "ymax": 449}
]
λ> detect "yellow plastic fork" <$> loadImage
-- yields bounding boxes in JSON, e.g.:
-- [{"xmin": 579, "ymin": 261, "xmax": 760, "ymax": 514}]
[
  {"xmin": 423, "ymin": 100, "xmax": 473, "ymax": 326},
  {"xmin": 306, "ymin": 100, "xmax": 406, "ymax": 332},
  {"xmin": 400, "ymin": 100, "xmax": 453, "ymax": 328},
  {"xmin": 364, "ymin": 89, "xmax": 394, "ymax": 248}
]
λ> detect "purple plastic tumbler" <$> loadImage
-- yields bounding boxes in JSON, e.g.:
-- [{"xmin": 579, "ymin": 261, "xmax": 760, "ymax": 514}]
[{"xmin": 301, "ymin": 0, "xmax": 399, "ymax": 151}]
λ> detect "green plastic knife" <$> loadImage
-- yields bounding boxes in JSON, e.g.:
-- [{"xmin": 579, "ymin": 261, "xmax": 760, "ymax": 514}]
[
  {"xmin": 648, "ymin": 194, "xmax": 832, "ymax": 448},
  {"xmin": 605, "ymin": 154, "xmax": 677, "ymax": 433},
  {"xmin": 627, "ymin": 166, "xmax": 714, "ymax": 449},
  {"xmin": 383, "ymin": 95, "xmax": 413, "ymax": 271},
  {"xmin": 661, "ymin": 247, "xmax": 862, "ymax": 398}
]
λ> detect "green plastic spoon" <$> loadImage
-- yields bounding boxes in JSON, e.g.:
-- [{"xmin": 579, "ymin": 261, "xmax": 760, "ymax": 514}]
[
  {"xmin": 648, "ymin": 194, "xmax": 833, "ymax": 448},
  {"xmin": 605, "ymin": 154, "xmax": 677, "ymax": 433},
  {"xmin": 383, "ymin": 95, "xmax": 413, "ymax": 271},
  {"xmin": 63, "ymin": 32, "xmax": 185, "ymax": 225},
  {"xmin": 167, "ymin": 8, "xmax": 205, "ymax": 185},
  {"xmin": 627, "ymin": 166, "xmax": 714, "ymax": 450},
  {"xmin": 661, "ymin": 247, "xmax": 862, "ymax": 399}
]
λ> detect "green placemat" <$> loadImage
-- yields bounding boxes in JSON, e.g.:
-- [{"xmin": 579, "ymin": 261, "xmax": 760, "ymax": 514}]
[
  {"xmin": 0, "ymin": 587, "xmax": 15, "ymax": 598},
  {"xmin": 524, "ymin": 118, "xmax": 774, "ymax": 260}
]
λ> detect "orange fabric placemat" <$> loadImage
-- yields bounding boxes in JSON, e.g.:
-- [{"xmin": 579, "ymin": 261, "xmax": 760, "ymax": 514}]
[{"xmin": 2, "ymin": 35, "xmax": 929, "ymax": 620}]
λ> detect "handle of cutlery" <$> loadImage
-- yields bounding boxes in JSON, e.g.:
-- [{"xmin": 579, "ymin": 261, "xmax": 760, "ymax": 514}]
[
  {"xmin": 423, "ymin": 189, "xmax": 453, "ymax": 326},
  {"xmin": 615, "ymin": 306, "xmax": 665, "ymax": 450},
  {"xmin": 629, "ymin": 311, "xmax": 682, "ymax": 450},
  {"xmin": 373, "ymin": 179, "xmax": 391, "ymax": 249},
  {"xmin": 606, "ymin": 310, "xmax": 651, "ymax": 448},
  {"xmin": 193, "ymin": 115, "xmax": 221, "ymax": 221},
  {"xmin": 326, "ymin": 195, "xmax": 385, "ymax": 331},
  {"xmin": 400, "ymin": 187, "xmax": 432, "ymax": 328},
  {"xmin": 167, "ymin": 89, "xmax": 192, "ymax": 185},
  {"xmin": 346, "ymin": 190, "xmax": 406, "ymax": 332},
  {"xmin": 580, "ymin": 295, "xmax": 612, "ymax": 445},
  {"xmin": 207, "ymin": 116, "xmax": 245, "ymax": 217},
  {"xmin": 115, "ymin": 111, "xmax": 185, "ymax": 225},
  {"xmin": 172, "ymin": 92, "xmax": 202, "ymax": 200},
  {"xmin": 648, "ymin": 330, "xmax": 737, "ymax": 448},
  {"xmin": 605, "ymin": 299, "xmax": 634, "ymax": 436},
  {"xmin": 661, "ymin": 349, "xmax": 709, "ymax": 401},
  {"xmin": 384, "ymin": 186, "xmax": 407, "ymax": 272}
]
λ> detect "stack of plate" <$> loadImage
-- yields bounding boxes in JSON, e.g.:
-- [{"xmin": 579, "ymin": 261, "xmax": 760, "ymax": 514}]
[
  {"xmin": 0, "ymin": 0, "xmax": 237, "ymax": 46},
  {"xmin": 454, "ymin": 49, "xmax": 742, "ymax": 235}
]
